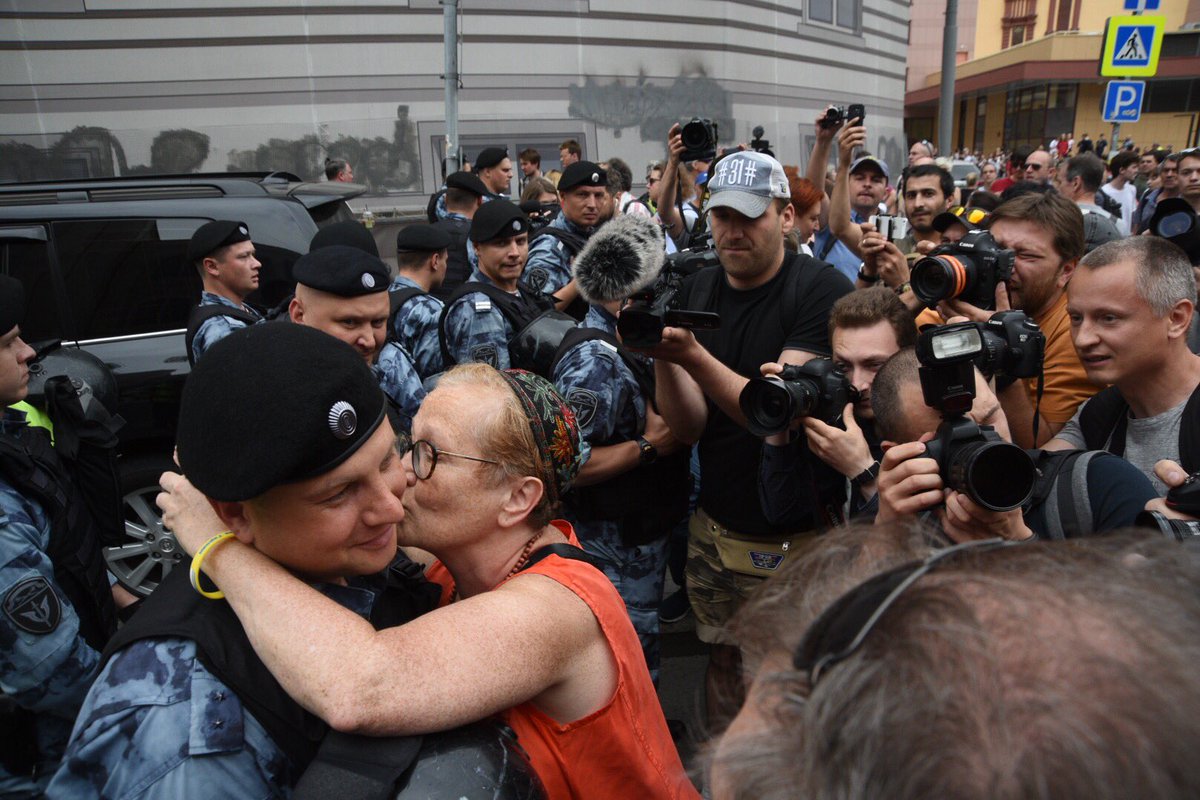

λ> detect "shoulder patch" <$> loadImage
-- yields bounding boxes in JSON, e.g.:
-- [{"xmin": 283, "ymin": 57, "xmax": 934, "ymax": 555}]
[
  {"xmin": 472, "ymin": 299, "xmax": 493, "ymax": 313},
  {"xmin": 525, "ymin": 267, "xmax": 549, "ymax": 293},
  {"xmin": 566, "ymin": 387, "xmax": 599, "ymax": 430},
  {"xmin": 470, "ymin": 343, "xmax": 499, "ymax": 367},
  {"xmin": 3, "ymin": 576, "xmax": 61, "ymax": 635}
]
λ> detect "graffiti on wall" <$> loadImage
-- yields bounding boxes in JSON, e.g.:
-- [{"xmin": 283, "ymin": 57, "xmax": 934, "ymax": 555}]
[{"xmin": 569, "ymin": 71, "xmax": 733, "ymax": 142}]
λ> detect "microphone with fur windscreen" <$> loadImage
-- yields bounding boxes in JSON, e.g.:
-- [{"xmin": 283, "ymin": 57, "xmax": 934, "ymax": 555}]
[{"xmin": 572, "ymin": 214, "xmax": 665, "ymax": 305}]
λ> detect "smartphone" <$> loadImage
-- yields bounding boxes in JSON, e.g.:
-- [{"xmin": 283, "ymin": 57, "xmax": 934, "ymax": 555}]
[{"xmin": 848, "ymin": 103, "xmax": 866, "ymax": 124}]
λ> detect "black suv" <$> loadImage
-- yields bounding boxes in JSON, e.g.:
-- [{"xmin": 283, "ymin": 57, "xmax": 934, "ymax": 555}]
[{"xmin": 0, "ymin": 172, "xmax": 364, "ymax": 595}]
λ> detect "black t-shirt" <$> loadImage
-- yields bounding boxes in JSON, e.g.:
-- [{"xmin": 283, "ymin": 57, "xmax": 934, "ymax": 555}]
[{"xmin": 679, "ymin": 249, "xmax": 854, "ymax": 537}]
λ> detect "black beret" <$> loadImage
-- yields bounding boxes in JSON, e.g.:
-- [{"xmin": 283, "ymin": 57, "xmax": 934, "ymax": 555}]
[
  {"xmin": 293, "ymin": 245, "xmax": 390, "ymax": 296},
  {"xmin": 311, "ymin": 220, "xmax": 380, "ymax": 257},
  {"xmin": 0, "ymin": 275, "xmax": 24, "ymax": 334},
  {"xmin": 445, "ymin": 171, "xmax": 488, "ymax": 197},
  {"xmin": 396, "ymin": 223, "xmax": 451, "ymax": 253},
  {"xmin": 187, "ymin": 220, "xmax": 250, "ymax": 264},
  {"xmin": 468, "ymin": 200, "xmax": 530, "ymax": 243},
  {"xmin": 177, "ymin": 323, "xmax": 387, "ymax": 501},
  {"xmin": 558, "ymin": 161, "xmax": 607, "ymax": 193},
  {"xmin": 474, "ymin": 147, "xmax": 508, "ymax": 171}
]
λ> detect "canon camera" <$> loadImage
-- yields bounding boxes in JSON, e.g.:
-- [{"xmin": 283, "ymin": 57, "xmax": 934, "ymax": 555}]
[
  {"xmin": 739, "ymin": 359, "xmax": 859, "ymax": 437},
  {"xmin": 910, "ymin": 229, "xmax": 1015, "ymax": 310}
]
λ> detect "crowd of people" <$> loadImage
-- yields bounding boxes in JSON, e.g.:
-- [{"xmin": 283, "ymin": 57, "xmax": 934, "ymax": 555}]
[{"xmin": 5, "ymin": 111, "xmax": 1200, "ymax": 799}]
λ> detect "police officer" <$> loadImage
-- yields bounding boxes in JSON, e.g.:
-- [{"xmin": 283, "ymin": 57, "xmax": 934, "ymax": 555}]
[
  {"xmin": 391, "ymin": 224, "xmax": 451, "ymax": 381},
  {"xmin": 440, "ymin": 200, "xmax": 554, "ymax": 370},
  {"xmin": 474, "ymin": 147, "xmax": 514, "ymax": 199},
  {"xmin": 1, "ymin": 276, "xmax": 117, "ymax": 795},
  {"xmin": 186, "ymin": 220, "xmax": 263, "ymax": 364},
  {"xmin": 288, "ymin": 245, "xmax": 425, "ymax": 433},
  {"xmin": 47, "ymin": 323, "xmax": 445, "ymax": 798},
  {"xmin": 431, "ymin": 171, "xmax": 488, "ymax": 301},
  {"xmin": 524, "ymin": 162, "xmax": 608, "ymax": 308},
  {"xmin": 551, "ymin": 218, "xmax": 687, "ymax": 681}
]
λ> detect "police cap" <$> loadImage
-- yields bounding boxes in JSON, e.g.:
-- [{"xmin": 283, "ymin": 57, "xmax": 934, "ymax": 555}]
[
  {"xmin": 396, "ymin": 224, "xmax": 452, "ymax": 253},
  {"xmin": 445, "ymin": 171, "xmax": 488, "ymax": 197},
  {"xmin": 187, "ymin": 220, "xmax": 251, "ymax": 264},
  {"xmin": 177, "ymin": 323, "xmax": 387, "ymax": 502},
  {"xmin": 474, "ymin": 147, "xmax": 508, "ymax": 172},
  {"xmin": 557, "ymin": 161, "xmax": 607, "ymax": 193},
  {"xmin": 292, "ymin": 245, "xmax": 390, "ymax": 296},
  {"xmin": 468, "ymin": 200, "xmax": 530, "ymax": 244},
  {"xmin": 0, "ymin": 275, "xmax": 24, "ymax": 334},
  {"xmin": 311, "ymin": 220, "xmax": 380, "ymax": 257}
]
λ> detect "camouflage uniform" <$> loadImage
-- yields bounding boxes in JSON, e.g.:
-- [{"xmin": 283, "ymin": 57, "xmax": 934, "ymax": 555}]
[
  {"xmin": 388, "ymin": 275, "xmax": 445, "ymax": 380},
  {"xmin": 374, "ymin": 341, "xmax": 426, "ymax": 435},
  {"xmin": 440, "ymin": 269, "xmax": 519, "ymax": 370},
  {"xmin": 47, "ymin": 580, "xmax": 380, "ymax": 799},
  {"xmin": 0, "ymin": 409, "xmax": 102, "ymax": 796},
  {"xmin": 522, "ymin": 213, "xmax": 591, "ymax": 295},
  {"xmin": 552, "ymin": 306, "xmax": 668, "ymax": 681},
  {"xmin": 190, "ymin": 292, "xmax": 262, "ymax": 364}
]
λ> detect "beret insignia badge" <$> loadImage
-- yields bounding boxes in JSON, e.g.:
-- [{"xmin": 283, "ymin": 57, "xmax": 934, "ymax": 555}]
[{"xmin": 328, "ymin": 400, "xmax": 358, "ymax": 439}]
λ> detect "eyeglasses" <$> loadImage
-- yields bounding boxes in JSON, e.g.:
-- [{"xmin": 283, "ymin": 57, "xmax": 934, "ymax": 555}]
[
  {"xmin": 793, "ymin": 538, "xmax": 1021, "ymax": 686},
  {"xmin": 396, "ymin": 433, "xmax": 499, "ymax": 480},
  {"xmin": 1026, "ymin": 163, "xmax": 1045, "ymax": 171}
]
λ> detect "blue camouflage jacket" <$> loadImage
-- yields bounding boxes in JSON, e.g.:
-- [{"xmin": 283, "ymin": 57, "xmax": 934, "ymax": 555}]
[
  {"xmin": 388, "ymin": 276, "xmax": 446, "ymax": 380},
  {"xmin": 374, "ymin": 341, "xmax": 426, "ymax": 434},
  {"xmin": 191, "ymin": 292, "xmax": 262, "ymax": 364},
  {"xmin": 440, "ymin": 269, "xmax": 520, "ymax": 370},
  {"xmin": 47, "ymin": 580, "xmax": 381, "ymax": 800},
  {"xmin": 523, "ymin": 213, "xmax": 592, "ymax": 295},
  {"xmin": 1, "ymin": 409, "xmax": 102, "ymax": 796}
]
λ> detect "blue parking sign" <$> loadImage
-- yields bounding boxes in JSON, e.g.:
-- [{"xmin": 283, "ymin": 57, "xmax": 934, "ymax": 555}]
[
  {"xmin": 1122, "ymin": 0, "xmax": 1160, "ymax": 10},
  {"xmin": 1103, "ymin": 81, "xmax": 1145, "ymax": 123}
]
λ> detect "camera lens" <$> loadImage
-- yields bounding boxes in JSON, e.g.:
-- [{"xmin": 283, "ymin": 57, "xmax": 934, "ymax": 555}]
[
  {"xmin": 740, "ymin": 376, "xmax": 818, "ymax": 436},
  {"xmin": 1156, "ymin": 211, "xmax": 1195, "ymax": 239},
  {"xmin": 681, "ymin": 121, "xmax": 709, "ymax": 150},
  {"xmin": 912, "ymin": 254, "xmax": 975, "ymax": 306},
  {"xmin": 945, "ymin": 439, "xmax": 1035, "ymax": 511}
]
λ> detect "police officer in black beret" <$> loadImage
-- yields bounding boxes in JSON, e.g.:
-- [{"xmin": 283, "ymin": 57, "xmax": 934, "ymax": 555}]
[
  {"xmin": 390, "ymin": 225, "xmax": 452, "ymax": 381},
  {"xmin": 474, "ymin": 147, "xmax": 514, "ymax": 198},
  {"xmin": 429, "ymin": 171, "xmax": 488, "ymax": 302},
  {"xmin": 523, "ymin": 162, "xmax": 609, "ymax": 319},
  {"xmin": 438, "ymin": 201, "xmax": 559, "ymax": 370},
  {"xmin": 288, "ymin": 245, "xmax": 426, "ymax": 433},
  {"xmin": 185, "ymin": 220, "xmax": 263, "ymax": 365}
]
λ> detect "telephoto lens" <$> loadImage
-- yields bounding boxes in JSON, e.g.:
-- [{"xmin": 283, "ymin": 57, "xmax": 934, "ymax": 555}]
[
  {"xmin": 924, "ymin": 418, "xmax": 1036, "ymax": 512},
  {"xmin": 911, "ymin": 251, "xmax": 978, "ymax": 306},
  {"xmin": 740, "ymin": 375, "xmax": 821, "ymax": 437}
]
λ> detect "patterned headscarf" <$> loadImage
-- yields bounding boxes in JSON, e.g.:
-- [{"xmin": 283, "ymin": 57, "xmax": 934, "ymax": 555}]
[{"xmin": 498, "ymin": 369, "xmax": 582, "ymax": 505}]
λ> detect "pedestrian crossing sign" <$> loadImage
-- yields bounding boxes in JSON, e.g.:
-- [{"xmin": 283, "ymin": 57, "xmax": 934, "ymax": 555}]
[{"xmin": 1100, "ymin": 15, "xmax": 1164, "ymax": 77}]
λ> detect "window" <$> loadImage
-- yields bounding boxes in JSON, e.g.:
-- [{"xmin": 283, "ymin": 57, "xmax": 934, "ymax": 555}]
[
  {"xmin": 1003, "ymin": 84, "xmax": 1076, "ymax": 151},
  {"xmin": 0, "ymin": 228, "xmax": 60, "ymax": 343},
  {"xmin": 808, "ymin": 0, "xmax": 860, "ymax": 34},
  {"xmin": 973, "ymin": 96, "xmax": 988, "ymax": 154},
  {"xmin": 1002, "ymin": 0, "xmax": 1036, "ymax": 49}
]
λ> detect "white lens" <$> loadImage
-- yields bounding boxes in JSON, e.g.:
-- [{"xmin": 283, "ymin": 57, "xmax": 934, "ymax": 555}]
[{"xmin": 931, "ymin": 328, "xmax": 982, "ymax": 360}]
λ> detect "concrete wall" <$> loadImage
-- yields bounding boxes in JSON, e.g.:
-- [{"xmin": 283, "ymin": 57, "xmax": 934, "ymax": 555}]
[{"xmin": 0, "ymin": 0, "xmax": 910, "ymax": 210}]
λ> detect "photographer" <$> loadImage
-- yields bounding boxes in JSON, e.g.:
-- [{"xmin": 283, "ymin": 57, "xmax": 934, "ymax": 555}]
[
  {"xmin": 657, "ymin": 124, "xmax": 703, "ymax": 250},
  {"xmin": 757, "ymin": 288, "xmax": 917, "ymax": 527},
  {"xmin": 935, "ymin": 191, "xmax": 1097, "ymax": 448},
  {"xmin": 822, "ymin": 118, "xmax": 890, "ymax": 281},
  {"xmin": 640, "ymin": 149, "xmax": 852, "ymax": 725},
  {"xmin": 1045, "ymin": 237, "xmax": 1200, "ymax": 494},
  {"xmin": 870, "ymin": 347, "xmax": 1155, "ymax": 540}
]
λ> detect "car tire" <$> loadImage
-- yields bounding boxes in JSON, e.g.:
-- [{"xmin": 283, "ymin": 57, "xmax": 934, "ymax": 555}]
[{"xmin": 104, "ymin": 454, "xmax": 185, "ymax": 598}]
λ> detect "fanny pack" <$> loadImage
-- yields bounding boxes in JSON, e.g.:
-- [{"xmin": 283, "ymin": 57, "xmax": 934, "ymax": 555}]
[{"xmin": 696, "ymin": 508, "xmax": 813, "ymax": 578}]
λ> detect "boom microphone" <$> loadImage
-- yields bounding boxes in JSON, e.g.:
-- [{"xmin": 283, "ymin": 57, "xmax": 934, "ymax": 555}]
[{"xmin": 572, "ymin": 214, "xmax": 665, "ymax": 305}]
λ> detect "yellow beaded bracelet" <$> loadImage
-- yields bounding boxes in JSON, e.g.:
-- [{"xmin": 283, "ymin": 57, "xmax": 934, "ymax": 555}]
[{"xmin": 189, "ymin": 531, "xmax": 236, "ymax": 600}]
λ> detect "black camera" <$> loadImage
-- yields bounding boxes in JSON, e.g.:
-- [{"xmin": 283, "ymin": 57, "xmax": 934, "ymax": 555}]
[
  {"xmin": 680, "ymin": 118, "xmax": 718, "ymax": 163},
  {"xmin": 518, "ymin": 199, "xmax": 560, "ymax": 233},
  {"xmin": 617, "ymin": 238, "xmax": 721, "ymax": 348},
  {"xmin": 750, "ymin": 126, "xmax": 774, "ymax": 157},
  {"xmin": 910, "ymin": 229, "xmax": 1015, "ymax": 310},
  {"xmin": 739, "ymin": 359, "xmax": 859, "ymax": 437},
  {"xmin": 915, "ymin": 313, "xmax": 1044, "ymax": 408},
  {"xmin": 1136, "ymin": 473, "xmax": 1200, "ymax": 542},
  {"xmin": 818, "ymin": 104, "xmax": 865, "ymax": 130},
  {"xmin": 914, "ymin": 323, "xmax": 1037, "ymax": 512}
]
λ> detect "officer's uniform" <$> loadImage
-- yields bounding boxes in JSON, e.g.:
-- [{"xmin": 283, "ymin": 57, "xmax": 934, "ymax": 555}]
[
  {"xmin": 522, "ymin": 162, "xmax": 606, "ymax": 296},
  {"xmin": 440, "ymin": 201, "xmax": 539, "ymax": 371},
  {"xmin": 292, "ymin": 246, "xmax": 426, "ymax": 434},
  {"xmin": 49, "ymin": 324, "xmax": 443, "ymax": 799},
  {"xmin": 431, "ymin": 171, "xmax": 488, "ymax": 302},
  {"xmin": 552, "ymin": 304, "xmax": 668, "ymax": 681},
  {"xmin": 187, "ymin": 221, "xmax": 263, "ymax": 364},
  {"xmin": 390, "ymin": 225, "xmax": 450, "ymax": 380}
]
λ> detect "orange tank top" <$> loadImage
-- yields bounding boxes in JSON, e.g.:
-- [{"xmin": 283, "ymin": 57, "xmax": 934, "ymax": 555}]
[{"xmin": 423, "ymin": 522, "xmax": 699, "ymax": 799}]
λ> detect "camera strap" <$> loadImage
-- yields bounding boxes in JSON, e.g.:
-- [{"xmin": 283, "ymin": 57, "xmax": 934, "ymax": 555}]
[{"xmin": 1032, "ymin": 370, "xmax": 1045, "ymax": 445}]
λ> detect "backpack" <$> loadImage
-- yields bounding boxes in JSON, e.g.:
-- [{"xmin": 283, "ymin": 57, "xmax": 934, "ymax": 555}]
[
  {"xmin": 437, "ymin": 281, "xmax": 563, "ymax": 371},
  {"xmin": 388, "ymin": 286, "xmax": 426, "ymax": 342},
  {"xmin": 527, "ymin": 226, "xmax": 591, "ymax": 320},
  {"xmin": 1024, "ymin": 449, "xmax": 1099, "ymax": 540},
  {"xmin": 1079, "ymin": 384, "xmax": 1200, "ymax": 474}
]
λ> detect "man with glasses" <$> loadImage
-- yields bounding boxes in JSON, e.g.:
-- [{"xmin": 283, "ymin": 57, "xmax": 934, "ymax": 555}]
[
  {"xmin": 154, "ymin": 360, "xmax": 701, "ymax": 800},
  {"xmin": 1023, "ymin": 149, "xmax": 1053, "ymax": 186},
  {"xmin": 988, "ymin": 145, "xmax": 1032, "ymax": 196}
]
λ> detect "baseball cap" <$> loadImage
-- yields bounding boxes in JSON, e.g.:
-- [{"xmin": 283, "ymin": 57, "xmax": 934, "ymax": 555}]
[
  {"xmin": 933, "ymin": 205, "xmax": 990, "ymax": 234},
  {"xmin": 849, "ymin": 156, "xmax": 890, "ymax": 181},
  {"xmin": 703, "ymin": 151, "xmax": 791, "ymax": 219}
]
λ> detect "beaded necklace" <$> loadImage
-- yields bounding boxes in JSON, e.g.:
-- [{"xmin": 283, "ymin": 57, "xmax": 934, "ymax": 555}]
[{"xmin": 449, "ymin": 528, "xmax": 545, "ymax": 602}]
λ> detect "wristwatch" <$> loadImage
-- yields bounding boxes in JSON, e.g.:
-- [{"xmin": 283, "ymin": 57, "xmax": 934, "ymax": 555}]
[
  {"xmin": 852, "ymin": 460, "xmax": 880, "ymax": 485},
  {"xmin": 857, "ymin": 265, "xmax": 881, "ymax": 284},
  {"xmin": 636, "ymin": 436, "xmax": 658, "ymax": 464},
  {"xmin": 894, "ymin": 281, "xmax": 912, "ymax": 296}
]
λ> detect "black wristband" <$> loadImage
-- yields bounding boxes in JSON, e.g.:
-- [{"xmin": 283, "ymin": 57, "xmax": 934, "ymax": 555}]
[
  {"xmin": 852, "ymin": 460, "xmax": 880, "ymax": 485},
  {"xmin": 857, "ymin": 266, "xmax": 881, "ymax": 284},
  {"xmin": 636, "ymin": 436, "xmax": 658, "ymax": 464}
]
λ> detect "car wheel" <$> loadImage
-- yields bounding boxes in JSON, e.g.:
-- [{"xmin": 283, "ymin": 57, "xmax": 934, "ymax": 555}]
[{"xmin": 104, "ymin": 455, "xmax": 184, "ymax": 597}]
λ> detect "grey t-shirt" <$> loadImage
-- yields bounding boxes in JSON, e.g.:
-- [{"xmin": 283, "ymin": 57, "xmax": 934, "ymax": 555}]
[{"xmin": 1056, "ymin": 396, "xmax": 1186, "ymax": 494}]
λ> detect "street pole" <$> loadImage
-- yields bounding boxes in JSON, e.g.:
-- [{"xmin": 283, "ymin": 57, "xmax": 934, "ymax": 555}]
[
  {"xmin": 443, "ymin": 0, "xmax": 460, "ymax": 176},
  {"xmin": 938, "ymin": 0, "xmax": 959, "ymax": 156}
]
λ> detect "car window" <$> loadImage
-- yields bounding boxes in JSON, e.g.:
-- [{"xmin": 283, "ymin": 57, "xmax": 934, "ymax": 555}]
[{"xmin": 0, "ymin": 229, "xmax": 62, "ymax": 343}]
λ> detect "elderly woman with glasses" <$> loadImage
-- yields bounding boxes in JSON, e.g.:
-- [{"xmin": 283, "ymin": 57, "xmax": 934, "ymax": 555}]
[{"xmin": 157, "ymin": 362, "xmax": 699, "ymax": 800}]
